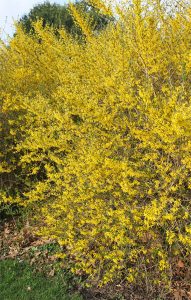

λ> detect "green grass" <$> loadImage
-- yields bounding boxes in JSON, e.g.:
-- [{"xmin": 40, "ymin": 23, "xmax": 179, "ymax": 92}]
[{"xmin": 0, "ymin": 259, "xmax": 83, "ymax": 300}]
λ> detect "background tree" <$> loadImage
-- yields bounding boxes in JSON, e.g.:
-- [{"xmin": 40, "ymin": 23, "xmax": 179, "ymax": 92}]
[{"xmin": 18, "ymin": 0, "xmax": 114, "ymax": 37}]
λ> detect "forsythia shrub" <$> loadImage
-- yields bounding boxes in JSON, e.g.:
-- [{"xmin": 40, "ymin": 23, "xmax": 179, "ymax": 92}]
[{"xmin": 1, "ymin": 0, "xmax": 191, "ymax": 293}]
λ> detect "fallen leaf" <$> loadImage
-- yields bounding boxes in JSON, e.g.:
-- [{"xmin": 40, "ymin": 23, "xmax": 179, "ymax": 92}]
[
  {"xmin": 174, "ymin": 290, "xmax": 182, "ymax": 300},
  {"xmin": 177, "ymin": 260, "xmax": 184, "ymax": 268},
  {"xmin": 187, "ymin": 291, "xmax": 191, "ymax": 299},
  {"xmin": 8, "ymin": 246, "xmax": 18, "ymax": 258},
  {"xmin": 34, "ymin": 251, "xmax": 41, "ymax": 257},
  {"xmin": 48, "ymin": 269, "xmax": 55, "ymax": 277}
]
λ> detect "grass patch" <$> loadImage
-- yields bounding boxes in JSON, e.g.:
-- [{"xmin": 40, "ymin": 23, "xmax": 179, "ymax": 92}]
[{"xmin": 0, "ymin": 259, "xmax": 83, "ymax": 300}]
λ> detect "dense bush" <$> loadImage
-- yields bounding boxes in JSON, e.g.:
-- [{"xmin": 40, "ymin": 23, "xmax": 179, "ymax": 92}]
[{"xmin": 1, "ymin": 0, "xmax": 191, "ymax": 295}]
